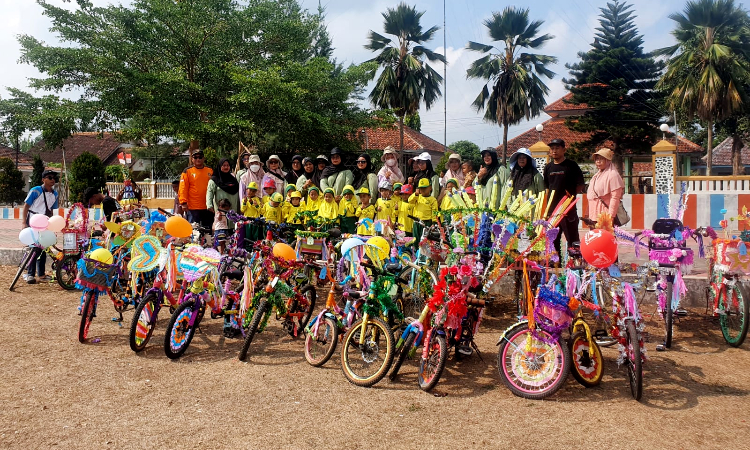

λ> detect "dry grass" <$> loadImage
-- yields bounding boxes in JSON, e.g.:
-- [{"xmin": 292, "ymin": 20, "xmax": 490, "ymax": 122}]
[{"xmin": 1, "ymin": 266, "xmax": 749, "ymax": 449}]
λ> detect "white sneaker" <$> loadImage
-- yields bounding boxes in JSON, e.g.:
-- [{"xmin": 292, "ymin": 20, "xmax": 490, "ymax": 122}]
[{"xmin": 23, "ymin": 274, "xmax": 36, "ymax": 284}]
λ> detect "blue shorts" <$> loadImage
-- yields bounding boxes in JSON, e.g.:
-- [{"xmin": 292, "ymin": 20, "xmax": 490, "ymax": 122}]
[{"xmin": 214, "ymin": 229, "xmax": 229, "ymax": 242}]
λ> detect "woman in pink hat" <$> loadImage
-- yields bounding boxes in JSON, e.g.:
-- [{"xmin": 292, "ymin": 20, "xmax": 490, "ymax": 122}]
[{"xmin": 587, "ymin": 148, "xmax": 624, "ymax": 226}]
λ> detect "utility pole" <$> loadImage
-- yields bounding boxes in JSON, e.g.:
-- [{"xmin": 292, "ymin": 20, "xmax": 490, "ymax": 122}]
[{"xmin": 443, "ymin": 0, "xmax": 447, "ymax": 151}]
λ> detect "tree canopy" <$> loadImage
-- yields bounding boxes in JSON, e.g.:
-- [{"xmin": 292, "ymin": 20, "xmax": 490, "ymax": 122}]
[
  {"xmin": 564, "ymin": 1, "xmax": 664, "ymax": 164},
  {"xmin": 18, "ymin": 0, "xmax": 381, "ymax": 152}
]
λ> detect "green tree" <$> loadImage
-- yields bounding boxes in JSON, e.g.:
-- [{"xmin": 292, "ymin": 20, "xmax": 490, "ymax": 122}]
[
  {"xmin": 466, "ymin": 7, "xmax": 557, "ymax": 165},
  {"xmin": 436, "ymin": 140, "xmax": 482, "ymax": 174},
  {"xmin": 19, "ymin": 0, "xmax": 374, "ymax": 152},
  {"xmin": 31, "ymin": 154, "xmax": 45, "ymax": 187},
  {"xmin": 0, "ymin": 158, "xmax": 26, "ymax": 205},
  {"xmin": 404, "ymin": 112, "xmax": 421, "ymax": 132},
  {"xmin": 564, "ymin": 1, "xmax": 665, "ymax": 169},
  {"xmin": 365, "ymin": 2, "xmax": 446, "ymax": 151},
  {"xmin": 69, "ymin": 152, "xmax": 106, "ymax": 203},
  {"xmin": 656, "ymin": 0, "xmax": 750, "ymax": 175},
  {"xmin": 0, "ymin": 88, "xmax": 40, "ymax": 169}
]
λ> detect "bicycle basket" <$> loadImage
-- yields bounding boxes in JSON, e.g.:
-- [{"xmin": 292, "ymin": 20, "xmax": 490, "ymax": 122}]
[
  {"xmin": 298, "ymin": 237, "xmax": 325, "ymax": 256},
  {"xmin": 419, "ymin": 238, "xmax": 450, "ymax": 263},
  {"xmin": 534, "ymin": 286, "xmax": 574, "ymax": 337},
  {"xmin": 75, "ymin": 258, "xmax": 118, "ymax": 292}
]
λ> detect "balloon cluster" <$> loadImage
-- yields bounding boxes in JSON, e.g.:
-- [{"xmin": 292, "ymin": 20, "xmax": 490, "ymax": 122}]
[{"xmin": 18, "ymin": 214, "xmax": 65, "ymax": 248}]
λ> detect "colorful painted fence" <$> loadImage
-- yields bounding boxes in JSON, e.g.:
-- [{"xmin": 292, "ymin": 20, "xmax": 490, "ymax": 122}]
[{"xmin": 0, "ymin": 207, "xmax": 175, "ymax": 222}]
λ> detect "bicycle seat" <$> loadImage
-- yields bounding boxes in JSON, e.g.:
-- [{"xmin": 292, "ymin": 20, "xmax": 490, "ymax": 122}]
[
  {"xmin": 222, "ymin": 269, "xmax": 243, "ymax": 281},
  {"xmin": 652, "ymin": 218, "xmax": 683, "ymax": 235},
  {"xmin": 384, "ymin": 262, "xmax": 401, "ymax": 274}
]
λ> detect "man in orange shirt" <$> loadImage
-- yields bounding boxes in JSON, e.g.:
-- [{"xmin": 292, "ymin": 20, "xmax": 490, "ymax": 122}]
[{"xmin": 179, "ymin": 149, "xmax": 214, "ymax": 229}]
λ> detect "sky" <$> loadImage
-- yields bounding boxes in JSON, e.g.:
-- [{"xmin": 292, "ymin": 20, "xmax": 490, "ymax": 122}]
[{"xmin": 0, "ymin": 0, "xmax": 689, "ymax": 148}]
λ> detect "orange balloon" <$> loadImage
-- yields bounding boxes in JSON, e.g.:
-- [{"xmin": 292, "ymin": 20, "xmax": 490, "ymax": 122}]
[
  {"xmin": 273, "ymin": 243, "xmax": 297, "ymax": 261},
  {"xmin": 165, "ymin": 216, "xmax": 193, "ymax": 238}
]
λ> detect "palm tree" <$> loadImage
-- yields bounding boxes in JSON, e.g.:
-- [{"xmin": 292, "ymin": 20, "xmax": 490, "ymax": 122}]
[
  {"xmin": 366, "ymin": 3, "xmax": 446, "ymax": 151},
  {"xmin": 466, "ymin": 7, "xmax": 557, "ymax": 165},
  {"xmin": 656, "ymin": 0, "xmax": 750, "ymax": 176}
]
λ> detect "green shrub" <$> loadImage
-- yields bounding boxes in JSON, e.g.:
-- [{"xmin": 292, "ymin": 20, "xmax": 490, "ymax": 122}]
[
  {"xmin": 70, "ymin": 152, "xmax": 106, "ymax": 202},
  {"xmin": 0, "ymin": 157, "xmax": 26, "ymax": 204}
]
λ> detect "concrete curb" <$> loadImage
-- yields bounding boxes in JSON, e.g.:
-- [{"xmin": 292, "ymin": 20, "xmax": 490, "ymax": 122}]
[{"xmin": 0, "ymin": 248, "xmax": 24, "ymax": 267}]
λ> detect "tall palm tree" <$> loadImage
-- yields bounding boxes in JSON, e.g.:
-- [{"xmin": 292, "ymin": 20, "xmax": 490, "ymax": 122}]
[
  {"xmin": 466, "ymin": 7, "xmax": 557, "ymax": 165},
  {"xmin": 366, "ymin": 3, "xmax": 446, "ymax": 151},
  {"xmin": 656, "ymin": 0, "xmax": 750, "ymax": 176}
]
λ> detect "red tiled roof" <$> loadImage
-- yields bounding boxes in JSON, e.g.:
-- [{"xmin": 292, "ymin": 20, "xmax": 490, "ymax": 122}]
[
  {"xmin": 360, "ymin": 123, "xmax": 448, "ymax": 153},
  {"xmin": 28, "ymin": 132, "xmax": 127, "ymax": 165},
  {"xmin": 544, "ymin": 93, "xmax": 590, "ymax": 116},
  {"xmin": 499, "ymin": 117, "xmax": 703, "ymax": 158},
  {"xmin": 702, "ymin": 137, "xmax": 750, "ymax": 166},
  {"xmin": 0, "ymin": 145, "xmax": 34, "ymax": 169}
]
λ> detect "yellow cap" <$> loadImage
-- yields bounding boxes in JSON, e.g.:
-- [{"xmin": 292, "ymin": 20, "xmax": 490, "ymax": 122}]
[
  {"xmin": 290, "ymin": 191, "xmax": 302, "ymax": 199},
  {"xmin": 248, "ymin": 182, "xmax": 258, "ymax": 190},
  {"xmin": 271, "ymin": 192, "xmax": 283, "ymax": 202},
  {"xmin": 357, "ymin": 187, "xmax": 370, "ymax": 195},
  {"xmin": 417, "ymin": 178, "xmax": 430, "ymax": 188}
]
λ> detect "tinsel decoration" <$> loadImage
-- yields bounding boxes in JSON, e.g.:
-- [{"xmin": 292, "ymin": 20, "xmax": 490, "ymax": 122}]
[
  {"xmin": 532, "ymin": 285, "xmax": 573, "ymax": 344},
  {"xmin": 362, "ymin": 276, "xmax": 403, "ymax": 321}
]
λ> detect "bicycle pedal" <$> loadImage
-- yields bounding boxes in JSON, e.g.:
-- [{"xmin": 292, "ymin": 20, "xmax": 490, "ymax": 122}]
[
  {"xmin": 457, "ymin": 345, "xmax": 473, "ymax": 356},
  {"xmin": 675, "ymin": 309, "xmax": 688, "ymax": 317}
]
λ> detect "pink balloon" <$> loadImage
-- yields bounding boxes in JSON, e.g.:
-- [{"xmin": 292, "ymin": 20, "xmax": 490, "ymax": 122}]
[
  {"xmin": 47, "ymin": 215, "xmax": 66, "ymax": 233},
  {"xmin": 29, "ymin": 214, "xmax": 49, "ymax": 231}
]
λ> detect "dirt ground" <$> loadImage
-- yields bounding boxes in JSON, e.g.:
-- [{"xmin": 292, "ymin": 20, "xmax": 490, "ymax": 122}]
[{"xmin": 1, "ymin": 266, "xmax": 749, "ymax": 450}]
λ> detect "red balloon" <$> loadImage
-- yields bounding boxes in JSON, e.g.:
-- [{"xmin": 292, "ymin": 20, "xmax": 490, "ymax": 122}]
[{"xmin": 580, "ymin": 229, "xmax": 618, "ymax": 268}]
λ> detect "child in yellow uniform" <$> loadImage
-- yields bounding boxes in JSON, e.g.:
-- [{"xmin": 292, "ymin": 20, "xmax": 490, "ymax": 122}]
[
  {"xmin": 409, "ymin": 178, "xmax": 438, "ymax": 239},
  {"xmin": 375, "ymin": 180, "xmax": 396, "ymax": 223},
  {"xmin": 241, "ymin": 182, "xmax": 261, "ymax": 218},
  {"xmin": 395, "ymin": 184, "xmax": 414, "ymax": 236},
  {"xmin": 356, "ymin": 187, "xmax": 376, "ymax": 236},
  {"xmin": 282, "ymin": 185, "xmax": 297, "ymax": 217},
  {"xmin": 338, "ymin": 185, "xmax": 357, "ymax": 234},
  {"xmin": 303, "ymin": 186, "xmax": 322, "ymax": 226},
  {"xmin": 439, "ymin": 178, "xmax": 459, "ymax": 224},
  {"xmin": 286, "ymin": 191, "xmax": 304, "ymax": 227},
  {"xmin": 317, "ymin": 187, "xmax": 339, "ymax": 228},
  {"xmin": 261, "ymin": 192, "xmax": 284, "ymax": 224}
]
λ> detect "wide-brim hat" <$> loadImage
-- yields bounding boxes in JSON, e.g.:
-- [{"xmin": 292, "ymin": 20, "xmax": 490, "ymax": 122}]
[
  {"xmin": 263, "ymin": 179, "xmax": 276, "ymax": 189},
  {"xmin": 448, "ymin": 153, "xmax": 462, "ymax": 162},
  {"xmin": 401, "ymin": 184, "xmax": 414, "ymax": 195},
  {"xmin": 247, "ymin": 154, "xmax": 261, "ymax": 164},
  {"xmin": 266, "ymin": 155, "xmax": 283, "ymax": 169},
  {"xmin": 592, "ymin": 147, "xmax": 614, "ymax": 161},
  {"xmin": 315, "ymin": 155, "xmax": 328, "ymax": 165},
  {"xmin": 378, "ymin": 180, "xmax": 393, "ymax": 190},
  {"xmin": 509, "ymin": 148, "xmax": 537, "ymax": 169},
  {"xmin": 381, "ymin": 146, "xmax": 399, "ymax": 162}
]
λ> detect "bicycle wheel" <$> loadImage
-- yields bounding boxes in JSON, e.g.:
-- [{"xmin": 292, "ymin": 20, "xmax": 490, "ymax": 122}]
[
  {"xmin": 625, "ymin": 319, "xmax": 643, "ymax": 401},
  {"xmin": 78, "ymin": 291, "xmax": 98, "ymax": 343},
  {"xmin": 238, "ymin": 299, "xmax": 268, "ymax": 361},
  {"xmin": 497, "ymin": 322, "xmax": 571, "ymax": 400},
  {"xmin": 388, "ymin": 330, "xmax": 417, "ymax": 381},
  {"xmin": 56, "ymin": 254, "xmax": 79, "ymax": 291},
  {"xmin": 719, "ymin": 284, "xmax": 749, "ymax": 347},
  {"xmin": 417, "ymin": 332, "xmax": 448, "ymax": 391},
  {"xmin": 663, "ymin": 280, "xmax": 674, "ymax": 348},
  {"xmin": 296, "ymin": 284, "xmax": 317, "ymax": 330},
  {"xmin": 9, "ymin": 247, "xmax": 34, "ymax": 291},
  {"xmin": 164, "ymin": 298, "xmax": 198, "ymax": 359},
  {"xmin": 341, "ymin": 316, "xmax": 395, "ymax": 387},
  {"xmin": 129, "ymin": 291, "xmax": 159, "ymax": 352},
  {"xmin": 569, "ymin": 331, "xmax": 603, "ymax": 388},
  {"xmin": 304, "ymin": 315, "xmax": 338, "ymax": 367},
  {"xmin": 396, "ymin": 266, "xmax": 437, "ymax": 321}
]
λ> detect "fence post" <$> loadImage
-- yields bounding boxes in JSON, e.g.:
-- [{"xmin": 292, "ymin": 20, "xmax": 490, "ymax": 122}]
[
  {"xmin": 149, "ymin": 181, "xmax": 156, "ymax": 199},
  {"xmin": 529, "ymin": 140, "xmax": 550, "ymax": 174},
  {"xmin": 651, "ymin": 139, "xmax": 677, "ymax": 194}
]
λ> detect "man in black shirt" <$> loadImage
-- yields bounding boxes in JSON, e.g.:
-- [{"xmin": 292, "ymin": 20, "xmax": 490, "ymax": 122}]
[
  {"xmin": 84, "ymin": 187, "xmax": 119, "ymax": 221},
  {"xmin": 543, "ymin": 139, "xmax": 585, "ymax": 255}
]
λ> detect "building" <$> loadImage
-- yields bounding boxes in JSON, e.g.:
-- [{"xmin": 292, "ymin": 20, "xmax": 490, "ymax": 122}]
[
  {"xmin": 699, "ymin": 137, "xmax": 750, "ymax": 175},
  {"xmin": 27, "ymin": 132, "xmax": 137, "ymax": 168},
  {"xmin": 358, "ymin": 122, "xmax": 448, "ymax": 167}
]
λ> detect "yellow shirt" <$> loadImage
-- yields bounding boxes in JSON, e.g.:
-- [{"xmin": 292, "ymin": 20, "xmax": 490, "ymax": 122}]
[
  {"xmin": 393, "ymin": 195, "xmax": 413, "ymax": 234},
  {"xmin": 304, "ymin": 197, "xmax": 321, "ymax": 213},
  {"xmin": 408, "ymin": 193, "xmax": 438, "ymax": 221},
  {"xmin": 375, "ymin": 197, "xmax": 396, "ymax": 222},
  {"xmin": 261, "ymin": 201, "xmax": 284, "ymax": 224},
  {"xmin": 241, "ymin": 196, "xmax": 261, "ymax": 218},
  {"xmin": 317, "ymin": 200, "xmax": 339, "ymax": 221},
  {"xmin": 356, "ymin": 204, "xmax": 376, "ymax": 235},
  {"xmin": 285, "ymin": 203, "xmax": 304, "ymax": 224},
  {"xmin": 339, "ymin": 197, "xmax": 357, "ymax": 217}
]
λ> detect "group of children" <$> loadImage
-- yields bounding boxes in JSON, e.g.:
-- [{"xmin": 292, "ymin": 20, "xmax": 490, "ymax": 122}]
[{"xmin": 211, "ymin": 175, "xmax": 476, "ymax": 245}]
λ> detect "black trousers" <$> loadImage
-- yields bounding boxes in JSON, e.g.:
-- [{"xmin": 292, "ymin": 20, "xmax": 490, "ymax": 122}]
[{"xmin": 553, "ymin": 214, "xmax": 581, "ymax": 256}]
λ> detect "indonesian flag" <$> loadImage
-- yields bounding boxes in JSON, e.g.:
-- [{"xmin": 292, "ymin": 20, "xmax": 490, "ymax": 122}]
[
  {"xmin": 118, "ymin": 152, "xmax": 125, "ymax": 164},
  {"xmin": 118, "ymin": 152, "xmax": 133, "ymax": 165}
]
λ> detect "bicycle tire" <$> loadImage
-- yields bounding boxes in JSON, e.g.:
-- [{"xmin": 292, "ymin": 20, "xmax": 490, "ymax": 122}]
[
  {"xmin": 497, "ymin": 322, "xmax": 571, "ymax": 400},
  {"xmin": 417, "ymin": 332, "xmax": 448, "ymax": 392},
  {"xmin": 664, "ymin": 280, "xmax": 674, "ymax": 348},
  {"xmin": 396, "ymin": 266, "xmax": 437, "ymax": 321},
  {"xmin": 341, "ymin": 316, "xmax": 395, "ymax": 387},
  {"xmin": 625, "ymin": 319, "xmax": 643, "ymax": 401},
  {"xmin": 78, "ymin": 291, "xmax": 97, "ymax": 343},
  {"xmin": 719, "ymin": 284, "xmax": 749, "ymax": 347},
  {"xmin": 304, "ymin": 315, "xmax": 338, "ymax": 367},
  {"xmin": 164, "ymin": 298, "xmax": 198, "ymax": 359},
  {"xmin": 129, "ymin": 291, "xmax": 159, "ymax": 352},
  {"xmin": 569, "ymin": 331, "xmax": 603, "ymax": 388},
  {"xmin": 297, "ymin": 284, "xmax": 317, "ymax": 330},
  {"xmin": 238, "ymin": 299, "xmax": 268, "ymax": 361},
  {"xmin": 388, "ymin": 330, "xmax": 417, "ymax": 381},
  {"xmin": 56, "ymin": 254, "xmax": 79, "ymax": 291},
  {"xmin": 9, "ymin": 247, "xmax": 34, "ymax": 291}
]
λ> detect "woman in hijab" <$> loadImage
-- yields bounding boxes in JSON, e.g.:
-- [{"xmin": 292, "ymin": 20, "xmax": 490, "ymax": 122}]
[
  {"xmin": 285, "ymin": 155, "xmax": 304, "ymax": 185},
  {"xmin": 476, "ymin": 149, "xmax": 510, "ymax": 208},
  {"xmin": 587, "ymin": 148, "xmax": 625, "ymax": 226},
  {"xmin": 508, "ymin": 148, "xmax": 544, "ymax": 196},
  {"xmin": 320, "ymin": 147, "xmax": 353, "ymax": 198},
  {"xmin": 207, "ymin": 158, "xmax": 240, "ymax": 214},
  {"xmin": 352, "ymin": 153, "xmax": 379, "ymax": 205},
  {"xmin": 239, "ymin": 154, "xmax": 265, "ymax": 202},
  {"xmin": 296, "ymin": 157, "xmax": 317, "ymax": 197},
  {"xmin": 261, "ymin": 154, "xmax": 287, "ymax": 195},
  {"xmin": 377, "ymin": 146, "xmax": 404, "ymax": 186},
  {"xmin": 412, "ymin": 152, "xmax": 440, "ymax": 199},
  {"xmin": 235, "ymin": 144, "xmax": 253, "ymax": 181}
]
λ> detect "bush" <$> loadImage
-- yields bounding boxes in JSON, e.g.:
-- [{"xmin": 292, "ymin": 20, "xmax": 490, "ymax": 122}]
[
  {"xmin": 31, "ymin": 154, "xmax": 45, "ymax": 187},
  {"xmin": 69, "ymin": 152, "xmax": 106, "ymax": 203},
  {"xmin": 0, "ymin": 157, "xmax": 26, "ymax": 205}
]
